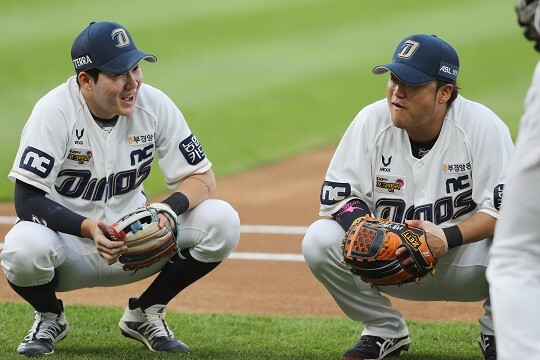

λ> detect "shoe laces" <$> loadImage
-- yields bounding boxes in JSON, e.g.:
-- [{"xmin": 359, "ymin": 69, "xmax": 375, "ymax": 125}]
[
  {"xmin": 139, "ymin": 306, "xmax": 174, "ymax": 341},
  {"xmin": 482, "ymin": 335, "xmax": 496, "ymax": 357},
  {"xmin": 24, "ymin": 311, "xmax": 63, "ymax": 342}
]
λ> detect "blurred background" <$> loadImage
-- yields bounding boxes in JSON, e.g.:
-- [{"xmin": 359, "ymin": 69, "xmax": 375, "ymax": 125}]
[{"xmin": 0, "ymin": 0, "xmax": 534, "ymax": 200}]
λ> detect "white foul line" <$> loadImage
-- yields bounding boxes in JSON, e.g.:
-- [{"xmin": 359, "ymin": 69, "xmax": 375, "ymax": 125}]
[{"xmin": 0, "ymin": 216, "xmax": 307, "ymax": 261}]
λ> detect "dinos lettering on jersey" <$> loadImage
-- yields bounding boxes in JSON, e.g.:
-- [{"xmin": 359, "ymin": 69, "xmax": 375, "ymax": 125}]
[
  {"xmin": 376, "ymin": 189, "xmax": 476, "ymax": 224},
  {"xmin": 320, "ymin": 181, "xmax": 351, "ymax": 205},
  {"xmin": 19, "ymin": 146, "xmax": 55, "ymax": 178},
  {"xmin": 179, "ymin": 134, "xmax": 206, "ymax": 165},
  {"xmin": 55, "ymin": 146, "xmax": 153, "ymax": 201}
]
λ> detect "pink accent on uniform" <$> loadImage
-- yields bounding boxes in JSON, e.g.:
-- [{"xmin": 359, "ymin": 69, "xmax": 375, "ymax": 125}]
[{"xmin": 343, "ymin": 204, "xmax": 363, "ymax": 213}]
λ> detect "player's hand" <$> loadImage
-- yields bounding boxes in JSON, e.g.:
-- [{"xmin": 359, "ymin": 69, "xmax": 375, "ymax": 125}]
[
  {"xmin": 405, "ymin": 220, "xmax": 448, "ymax": 259},
  {"xmin": 157, "ymin": 212, "xmax": 173, "ymax": 230},
  {"xmin": 86, "ymin": 220, "xmax": 128, "ymax": 265}
]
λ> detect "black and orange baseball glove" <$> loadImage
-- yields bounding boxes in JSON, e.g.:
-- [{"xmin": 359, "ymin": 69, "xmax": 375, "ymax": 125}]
[{"xmin": 341, "ymin": 216, "xmax": 437, "ymax": 285}]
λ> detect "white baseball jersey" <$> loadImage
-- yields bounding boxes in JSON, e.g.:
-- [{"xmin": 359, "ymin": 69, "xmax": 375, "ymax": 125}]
[
  {"xmin": 302, "ymin": 94, "xmax": 514, "ymax": 338},
  {"xmin": 488, "ymin": 61, "xmax": 540, "ymax": 360},
  {"xmin": 2, "ymin": 76, "xmax": 240, "ymax": 291},
  {"xmin": 8, "ymin": 76, "xmax": 211, "ymax": 224},
  {"xmin": 320, "ymin": 95, "xmax": 512, "ymax": 223}
]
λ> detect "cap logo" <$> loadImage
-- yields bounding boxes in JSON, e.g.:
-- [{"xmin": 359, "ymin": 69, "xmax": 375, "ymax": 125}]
[
  {"xmin": 73, "ymin": 55, "xmax": 92, "ymax": 69},
  {"xmin": 397, "ymin": 40, "xmax": 420, "ymax": 59},
  {"xmin": 111, "ymin": 28, "xmax": 130, "ymax": 48}
]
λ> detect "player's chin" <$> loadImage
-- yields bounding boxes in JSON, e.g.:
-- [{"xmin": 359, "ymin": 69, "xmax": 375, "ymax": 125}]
[{"xmin": 118, "ymin": 104, "xmax": 136, "ymax": 117}]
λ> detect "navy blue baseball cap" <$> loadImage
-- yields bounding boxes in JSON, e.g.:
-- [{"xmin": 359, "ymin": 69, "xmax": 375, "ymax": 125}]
[
  {"xmin": 372, "ymin": 34, "xmax": 459, "ymax": 85},
  {"xmin": 71, "ymin": 21, "xmax": 157, "ymax": 74}
]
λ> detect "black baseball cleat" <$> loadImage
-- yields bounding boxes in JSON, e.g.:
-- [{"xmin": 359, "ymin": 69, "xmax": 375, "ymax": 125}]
[
  {"xmin": 478, "ymin": 333, "xmax": 497, "ymax": 360},
  {"xmin": 343, "ymin": 335, "xmax": 411, "ymax": 360},
  {"xmin": 17, "ymin": 300, "xmax": 69, "ymax": 356},
  {"xmin": 119, "ymin": 298, "xmax": 189, "ymax": 352}
]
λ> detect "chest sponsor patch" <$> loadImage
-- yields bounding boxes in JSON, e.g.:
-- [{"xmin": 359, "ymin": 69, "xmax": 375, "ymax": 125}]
[
  {"xmin": 375, "ymin": 175, "xmax": 405, "ymax": 195},
  {"xmin": 127, "ymin": 133, "xmax": 155, "ymax": 146},
  {"xmin": 443, "ymin": 162, "xmax": 471, "ymax": 174},
  {"xmin": 65, "ymin": 147, "xmax": 93, "ymax": 165},
  {"xmin": 179, "ymin": 134, "xmax": 206, "ymax": 165}
]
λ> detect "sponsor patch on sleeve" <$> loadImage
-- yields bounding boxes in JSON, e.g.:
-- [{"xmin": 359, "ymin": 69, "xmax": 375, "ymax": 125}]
[
  {"xmin": 179, "ymin": 134, "xmax": 206, "ymax": 165},
  {"xmin": 493, "ymin": 184, "xmax": 504, "ymax": 210}
]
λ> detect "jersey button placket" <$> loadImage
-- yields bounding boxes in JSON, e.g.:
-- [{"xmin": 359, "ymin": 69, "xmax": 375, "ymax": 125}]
[{"xmin": 414, "ymin": 161, "xmax": 425, "ymax": 198}]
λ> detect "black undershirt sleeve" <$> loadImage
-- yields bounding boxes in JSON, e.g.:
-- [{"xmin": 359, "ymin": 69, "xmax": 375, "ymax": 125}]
[
  {"xmin": 333, "ymin": 198, "xmax": 372, "ymax": 231},
  {"xmin": 14, "ymin": 180, "xmax": 87, "ymax": 237}
]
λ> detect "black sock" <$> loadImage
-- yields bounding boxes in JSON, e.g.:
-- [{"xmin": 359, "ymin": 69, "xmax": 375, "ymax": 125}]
[
  {"xmin": 8, "ymin": 273, "xmax": 62, "ymax": 314},
  {"xmin": 137, "ymin": 249, "xmax": 221, "ymax": 310}
]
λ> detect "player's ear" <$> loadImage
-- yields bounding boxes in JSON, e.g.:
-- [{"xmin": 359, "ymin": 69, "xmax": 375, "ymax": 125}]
[
  {"xmin": 437, "ymin": 84, "xmax": 453, "ymax": 104},
  {"xmin": 77, "ymin": 71, "xmax": 93, "ymax": 91}
]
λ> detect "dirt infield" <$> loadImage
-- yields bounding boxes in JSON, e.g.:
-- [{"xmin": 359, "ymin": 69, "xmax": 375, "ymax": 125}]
[{"xmin": 0, "ymin": 147, "xmax": 484, "ymax": 323}]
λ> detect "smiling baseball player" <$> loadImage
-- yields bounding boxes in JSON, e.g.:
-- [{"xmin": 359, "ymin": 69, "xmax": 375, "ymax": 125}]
[{"xmin": 1, "ymin": 21, "xmax": 240, "ymax": 356}]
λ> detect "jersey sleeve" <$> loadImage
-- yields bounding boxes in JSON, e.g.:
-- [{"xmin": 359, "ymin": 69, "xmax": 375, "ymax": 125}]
[
  {"xmin": 151, "ymin": 89, "xmax": 212, "ymax": 189},
  {"xmin": 8, "ymin": 94, "xmax": 70, "ymax": 193},
  {"xmin": 319, "ymin": 102, "xmax": 384, "ymax": 216},
  {"xmin": 459, "ymin": 101, "xmax": 514, "ymax": 219}
]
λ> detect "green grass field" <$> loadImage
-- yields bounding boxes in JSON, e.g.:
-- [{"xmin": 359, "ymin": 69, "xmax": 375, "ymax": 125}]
[
  {"xmin": 0, "ymin": 302, "xmax": 482, "ymax": 360},
  {"xmin": 0, "ymin": 0, "xmax": 535, "ymax": 199},
  {"xmin": 0, "ymin": 0, "xmax": 532, "ymax": 358}
]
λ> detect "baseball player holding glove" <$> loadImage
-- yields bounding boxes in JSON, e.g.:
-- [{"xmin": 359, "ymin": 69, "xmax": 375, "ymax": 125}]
[
  {"xmin": 302, "ymin": 34, "xmax": 513, "ymax": 360},
  {"xmin": 487, "ymin": 1, "xmax": 540, "ymax": 359},
  {"xmin": 1, "ymin": 21, "xmax": 240, "ymax": 356}
]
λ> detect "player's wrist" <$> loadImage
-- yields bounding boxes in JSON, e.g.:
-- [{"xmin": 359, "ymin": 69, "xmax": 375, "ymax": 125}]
[
  {"xmin": 443, "ymin": 225, "xmax": 463, "ymax": 249},
  {"xmin": 161, "ymin": 192, "xmax": 190, "ymax": 215}
]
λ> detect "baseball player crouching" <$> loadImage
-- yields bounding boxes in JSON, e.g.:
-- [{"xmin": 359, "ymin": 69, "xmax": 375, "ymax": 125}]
[
  {"xmin": 302, "ymin": 34, "xmax": 513, "ymax": 360},
  {"xmin": 1, "ymin": 21, "xmax": 240, "ymax": 356}
]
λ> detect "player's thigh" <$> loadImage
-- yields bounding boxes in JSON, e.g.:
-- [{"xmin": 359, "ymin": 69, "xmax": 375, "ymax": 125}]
[
  {"xmin": 380, "ymin": 241, "xmax": 490, "ymax": 302},
  {"xmin": 2, "ymin": 221, "xmax": 65, "ymax": 286},
  {"xmin": 302, "ymin": 219, "xmax": 344, "ymax": 266}
]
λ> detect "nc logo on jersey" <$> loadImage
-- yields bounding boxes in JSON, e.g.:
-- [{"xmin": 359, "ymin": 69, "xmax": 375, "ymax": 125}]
[
  {"xmin": 397, "ymin": 40, "xmax": 420, "ymax": 59},
  {"xmin": 19, "ymin": 146, "xmax": 54, "ymax": 178},
  {"xmin": 320, "ymin": 181, "xmax": 351, "ymax": 205},
  {"xmin": 112, "ymin": 28, "xmax": 130, "ymax": 48}
]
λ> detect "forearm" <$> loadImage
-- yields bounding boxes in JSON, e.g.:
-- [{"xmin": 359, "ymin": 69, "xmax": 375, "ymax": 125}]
[
  {"xmin": 14, "ymin": 180, "xmax": 86, "ymax": 237},
  {"xmin": 162, "ymin": 168, "xmax": 216, "ymax": 215},
  {"xmin": 455, "ymin": 211, "xmax": 497, "ymax": 245}
]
